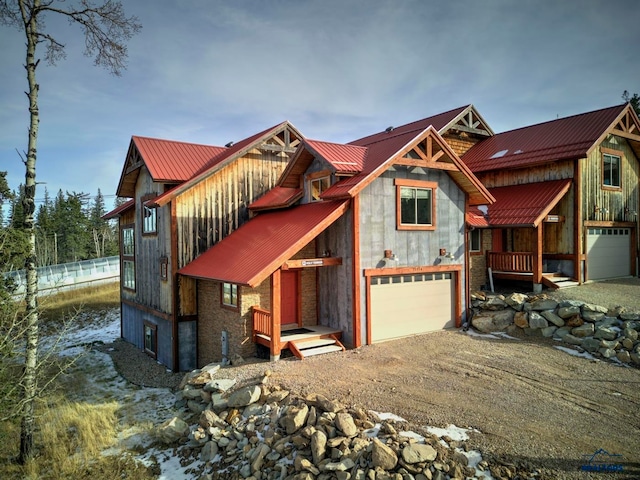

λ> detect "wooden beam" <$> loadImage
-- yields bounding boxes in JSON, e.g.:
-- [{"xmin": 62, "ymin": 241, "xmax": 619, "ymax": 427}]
[
  {"xmin": 270, "ymin": 269, "xmax": 281, "ymax": 360},
  {"xmin": 258, "ymin": 143, "xmax": 297, "ymax": 153},
  {"xmin": 451, "ymin": 123, "xmax": 491, "ymax": 136},
  {"xmin": 352, "ymin": 197, "xmax": 361, "ymax": 348},
  {"xmin": 534, "ymin": 225, "xmax": 543, "ymax": 284},
  {"xmin": 611, "ymin": 128, "xmax": 640, "ymax": 142},
  {"xmin": 282, "ymin": 257, "xmax": 342, "ymax": 269},
  {"xmin": 393, "ymin": 158, "xmax": 458, "ymax": 171}
]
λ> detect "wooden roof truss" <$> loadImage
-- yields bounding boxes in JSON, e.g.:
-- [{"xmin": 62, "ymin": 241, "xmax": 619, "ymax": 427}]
[
  {"xmin": 258, "ymin": 126, "xmax": 301, "ymax": 155},
  {"xmin": 442, "ymin": 105, "xmax": 493, "ymax": 138}
]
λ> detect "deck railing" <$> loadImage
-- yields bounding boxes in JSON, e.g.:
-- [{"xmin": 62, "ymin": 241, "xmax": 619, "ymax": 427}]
[
  {"xmin": 487, "ymin": 251, "xmax": 533, "ymax": 273},
  {"xmin": 251, "ymin": 306, "xmax": 271, "ymax": 341}
]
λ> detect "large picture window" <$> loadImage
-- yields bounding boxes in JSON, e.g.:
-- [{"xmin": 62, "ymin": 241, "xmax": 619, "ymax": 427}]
[
  {"xmin": 602, "ymin": 150, "xmax": 621, "ymax": 188},
  {"xmin": 395, "ymin": 179, "xmax": 437, "ymax": 230},
  {"xmin": 221, "ymin": 282, "xmax": 239, "ymax": 310},
  {"xmin": 122, "ymin": 225, "xmax": 135, "ymax": 290}
]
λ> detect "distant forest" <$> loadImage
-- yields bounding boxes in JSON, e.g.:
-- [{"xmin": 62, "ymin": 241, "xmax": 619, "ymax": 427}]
[{"xmin": 1, "ymin": 171, "xmax": 123, "ymax": 270}]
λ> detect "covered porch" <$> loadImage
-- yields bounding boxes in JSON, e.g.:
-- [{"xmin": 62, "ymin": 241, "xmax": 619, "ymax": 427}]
[
  {"xmin": 486, "ymin": 251, "xmax": 578, "ymax": 289},
  {"xmin": 252, "ymin": 305, "xmax": 344, "ymax": 359}
]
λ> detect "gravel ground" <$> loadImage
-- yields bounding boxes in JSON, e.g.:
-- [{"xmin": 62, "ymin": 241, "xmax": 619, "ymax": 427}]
[{"xmin": 102, "ymin": 277, "xmax": 640, "ymax": 479}]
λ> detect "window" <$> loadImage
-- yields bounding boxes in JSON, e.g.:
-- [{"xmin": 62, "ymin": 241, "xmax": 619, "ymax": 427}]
[
  {"xmin": 221, "ymin": 282, "xmax": 239, "ymax": 310},
  {"xmin": 122, "ymin": 225, "xmax": 135, "ymax": 290},
  {"xmin": 395, "ymin": 179, "xmax": 437, "ymax": 230},
  {"xmin": 470, "ymin": 229, "xmax": 481, "ymax": 252},
  {"xmin": 307, "ymin": 170, "xmax": 331, "ymax": 201},
  {"xmin": 142, "ymin": 204, "xmax": 157, "ymax": 234},
  {"xmin": 160, "ymin": 257, "xmax": 168, "ymax": 281},
  {"xmin": 602, "ymin": 149, "xmax": 621, "ymax": 188},
  {"xmin": 144, "ymin": 322, "xmax": 157, "ymax": 358}
]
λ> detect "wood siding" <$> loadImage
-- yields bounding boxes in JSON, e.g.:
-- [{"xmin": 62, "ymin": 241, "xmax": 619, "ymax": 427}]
[
  {"xmin": 477, "ymin": 160, "xmax": 574, "ymax": 189},
  {"xmin": 358, "ymin": 168, "xmax": 467, "ymax": 345},
  {"xmin": 175, "ymin": 152, "xmax": 289, "ymax": 268},
  {"xmin": 317, "ymin": 209, "xmax": 355, "ymax": 345},
  {"xmin": 582, "ymin": 136, "xmax": 640, "ymax": 224}
]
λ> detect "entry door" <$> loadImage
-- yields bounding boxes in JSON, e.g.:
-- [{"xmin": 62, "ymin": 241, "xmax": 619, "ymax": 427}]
[{"xmin": 281, "ymin": 270, "xmax": 300, "ymax": 325}]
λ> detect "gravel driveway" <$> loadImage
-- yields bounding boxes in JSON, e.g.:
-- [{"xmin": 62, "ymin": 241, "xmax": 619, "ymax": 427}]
[{"xmin": 106, "ymin": 277, "xmax": 640, "ymax": 479}]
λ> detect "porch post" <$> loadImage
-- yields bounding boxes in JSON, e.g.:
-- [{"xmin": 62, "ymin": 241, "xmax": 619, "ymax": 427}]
[
  {"xmin": 270, "ymin": 268, "xmax": 282, "ymax": 361},
  {"xmin": 533, "ymin": 225, "xmax": 543, "ymax": 293}
]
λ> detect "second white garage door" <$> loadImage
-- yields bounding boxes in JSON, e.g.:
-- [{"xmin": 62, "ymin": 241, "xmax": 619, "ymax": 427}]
[
  {"xmin": 586, "ymin": 228, "xmax": 631, "ymax": 280},
  {"xmin": 370, "ymin": 272, "xmax": 454, "ymax": 343}
]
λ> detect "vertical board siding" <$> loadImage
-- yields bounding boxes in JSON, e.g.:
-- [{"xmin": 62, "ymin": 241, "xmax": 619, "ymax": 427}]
[
  {"xmin": 121, "ymin": 303, "xmax": 173, "ymax": 368},
  {"xmin": 176, "ymin": 153, "xmax": 289, "ymax": 268},
  {"xmin": 477, "ymin": 160, "xmax": 574, "ymax": 189},
  {"xmin": 317, "ymin": 210, "xmax": 355, "ymax": 345},
  {"xmin": 358, "ymin": 169, "xmax": 466, "ymax": 343},
  {"xmin": 582, "ymin": 136, "xmax": 640, "ymax": 223}
]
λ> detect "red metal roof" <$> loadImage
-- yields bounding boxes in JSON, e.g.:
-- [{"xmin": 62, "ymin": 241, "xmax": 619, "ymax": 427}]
[
  {"xmin": 102, "ymin": 198, "xmax": 134, "ymax": 219},
  {"xmin": 132, "ymin": 136, "xmax": 227, "ymax": 182},
  {"xmin": 178, "ymin": 200, "xmax": 349, "ymax": 287},
  {"xmin": 485, "ymin": 179, "xmax": 572, "ymax": 227},
  {"xmin": 462, "ymin": 104, "xmax": 626, "ymax": 172},
  {"xmin": 304, "ymin": 139, "xmax": 367, "ymax": 174},
  {"xmin": 249, "ymin": 186, "xmax": 303, "ymax": 211},
  {"xmin": 467, "ymin": 207, "xmax": 489, "ymax": 228}
]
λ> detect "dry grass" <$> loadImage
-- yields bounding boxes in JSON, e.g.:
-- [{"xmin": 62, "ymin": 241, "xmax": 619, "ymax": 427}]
[{"xmin": 0, "ymin": 284, "xmax": 157, "ymax": 479}]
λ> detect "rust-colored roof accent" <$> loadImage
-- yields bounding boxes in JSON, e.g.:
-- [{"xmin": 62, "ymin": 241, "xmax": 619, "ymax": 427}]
[
  {"xmin": 467, "ymin": 207, "xmax": 489, "ymax": 228},
  {"xmin": 304, "ymin": 139, "xmax": 368, "ymax": 174},
  {"xmin": 102, "ymin": 198, "xmax": 134, "ymax": 220},
  {"xmin": 132, "ymin": 136, "xmax": 227, "ymax": 182},
  {"xmin": 462, "ymin": 104, "xmax": 626, "ymax": 172},
  {"xmin": 153, "ymin": 122, "xmax": 301, "ymax": 207},
  {"xmin": 178, "ymin": 200, "xmax": 349, "ymax": 287},
  {"xmin": 249, "ymin": 186, "xmax": 304, "ymax": 211},
  {"xmin": 485, "ymin": 179, "xmax": 572, "ymax": 227}
]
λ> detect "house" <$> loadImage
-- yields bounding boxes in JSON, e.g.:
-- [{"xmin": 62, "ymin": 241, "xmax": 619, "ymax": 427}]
[
  {"xmin": 177, "ymin": 106, "xmax": 494, "ymax": 363},
  {"xmin": 104, "ymin": 122, "xmax": 303, "ymax": 371},
  {"xmin": 462, "ymin": 103, "xmax": 640, "ymax": 292}
]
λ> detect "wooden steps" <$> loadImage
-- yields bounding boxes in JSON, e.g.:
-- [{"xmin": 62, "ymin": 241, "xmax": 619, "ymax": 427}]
[
  {"xmin": 542, "ymin": 274, "xmax": 580, "ymax": 289},
  {"xmin": 288, "ymin": 335, "xmax": 345, "ymax": 359}
]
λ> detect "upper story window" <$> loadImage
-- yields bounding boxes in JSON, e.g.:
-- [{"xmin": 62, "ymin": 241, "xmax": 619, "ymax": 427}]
[
  {"xmin": 602, "ymin": 151, "xmax": 621, "ymax": 189},
  {"xmin": 395, "ymin": 179, "xmax": 437, "ymax": 231},
  {"xmin": 221, "ymin": 282, "xmax": 240, "ymax": 310},
  {"xmin": 307, "ymin": 170, "xmax": 331, "ymax": 202},
  {"xmin": 122, "ymin": 225, "xmax": 135, "ymax": 291},
  {"xmin": 142, "ymin": 204, "xmax": 157, "ymax": 234}
]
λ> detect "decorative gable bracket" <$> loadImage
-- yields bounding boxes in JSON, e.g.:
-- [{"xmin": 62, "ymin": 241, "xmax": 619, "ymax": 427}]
[
  {"xmin": 612, "ymin": 108, "xmax": 640, "ymax": 142},
  {"xmin": 259, "ymin": 128, "xmax": 301, "ymax": 154}
]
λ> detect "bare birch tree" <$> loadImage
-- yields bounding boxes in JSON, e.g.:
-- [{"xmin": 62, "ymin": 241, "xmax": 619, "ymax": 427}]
[{"xmin": 0, "ymin": 0, "xmax": 140, "ymax": 463}]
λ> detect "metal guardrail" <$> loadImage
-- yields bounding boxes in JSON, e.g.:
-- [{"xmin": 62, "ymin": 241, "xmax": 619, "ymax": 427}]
[{"xmin": 4, "ymin": 256, "xmax": 120, "ymax": 298}]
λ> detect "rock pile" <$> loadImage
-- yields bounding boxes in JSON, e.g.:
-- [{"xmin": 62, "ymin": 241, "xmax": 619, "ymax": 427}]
[
  {"xmin": 470, "ymin": 292, "xmax": 640, "ymax": 365},
  {"xmin": 156, "ymin": 364, "xmax": 536, "ymax": 480}
]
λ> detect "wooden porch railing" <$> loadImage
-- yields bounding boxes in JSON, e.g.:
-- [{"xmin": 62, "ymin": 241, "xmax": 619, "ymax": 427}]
[
  {"xmin": 251, "ymin": 306, "xmax": 271, "ymax": 342},
  {"xmin": 487, "ymin": 251, "xmax": 533, "ymax": 273}
]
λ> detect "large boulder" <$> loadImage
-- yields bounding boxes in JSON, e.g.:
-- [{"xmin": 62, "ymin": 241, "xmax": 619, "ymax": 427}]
[
  {"xmin": 471, "ymin": 310, "xmax": 515, "ymax": 333},
  {"xmin": 157, "ymin": 416, "xmax": 190, "ymax": 444}
]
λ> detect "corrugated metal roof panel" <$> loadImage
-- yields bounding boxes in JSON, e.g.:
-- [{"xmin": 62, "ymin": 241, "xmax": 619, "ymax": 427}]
[
  {"xmin": 305, "ymin": 139, "xmax": 368, "ymax": 174},
  {"xmin": 132, "ymin": 136, "xmax": 226, "ymax": 182},
  {"xmin": 102, "ymin": 198, "xmax": 134, "ymax": 219},
  {"xmin": 486, "ymin": 179, "xmax": 572, "ymax": 227},
  {"xmin": 463, "ymin": 105, "xmax": 625, "ymax": 172},
  {"xmin": 249, "ymin": 186, "xmax": 303, "ymax": 210},
  {"xmin": 467, "ymin": 207, "xmax": 489, "ymax": 228},
  {"xmin": 179, "ymin": 200, "xmax": 349, "ymax": 287}
]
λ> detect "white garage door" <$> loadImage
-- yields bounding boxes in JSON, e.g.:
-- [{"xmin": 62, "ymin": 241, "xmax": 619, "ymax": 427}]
[
  {"xmin": 586, "ymin": 228, "xmax": 631, "ymax": 280},
  {"xmin": 370, "ymin": 272, "xmax": 454, "ymax": 343}
]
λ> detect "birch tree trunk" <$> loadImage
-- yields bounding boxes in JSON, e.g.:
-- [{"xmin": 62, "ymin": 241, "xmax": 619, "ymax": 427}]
[{"xmin": 19, "ymin": 0, "xmax": 40, "ymax": 463}]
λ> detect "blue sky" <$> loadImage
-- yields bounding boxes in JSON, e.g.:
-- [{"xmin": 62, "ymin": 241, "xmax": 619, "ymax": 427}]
[{"xmin": 1, "ymin": 0, "xmax": 638, "ymax": 211}]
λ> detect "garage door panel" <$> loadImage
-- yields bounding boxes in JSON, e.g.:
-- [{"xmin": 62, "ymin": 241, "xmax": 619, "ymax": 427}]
[
  {"xmin": 370, "ymin": 274, "xmax": 454, "ymax": 343},
  {"xmin": 587, "ymin": 228, "xmax": 631, "ymax": 280}
]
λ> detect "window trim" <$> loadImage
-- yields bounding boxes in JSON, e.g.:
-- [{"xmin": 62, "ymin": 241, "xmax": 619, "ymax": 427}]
[
  {"xmin": 143, "ymin": 321, "xmax": 157, "ymax": 359},
  {"xmin": 141, "ymin": 194, "xmax": 157, "ymax": 235},
  {"xmin": 394, "ymin": 178, "xmax": 437, "ymax": 231},
  {"xmin": 121, "ymin": 224, "xmax": 135, "ymax": 291},
  {"xmin": 470, "ymin": 228, "xmax": 482, "ymax": 254},
  {"xmin": 306, "ymin": 170, "xmax": 331, "ymax": 202},
  {"xmin": 221, "ymin": 282, "xmax": 240, "ymax": 311},
  {"xmin": 601, "ymin": 147, "xmax": 622, "ymax": 190}
]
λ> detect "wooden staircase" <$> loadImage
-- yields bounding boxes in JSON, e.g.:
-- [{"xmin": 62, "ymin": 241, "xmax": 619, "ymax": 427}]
[
  {"xmin": 542, "ymin": 273, "xmax": 580, "ymax": 289},
  {"xmin": 288, "ymin": 335, "xmax": 345, "ymax": 360}
]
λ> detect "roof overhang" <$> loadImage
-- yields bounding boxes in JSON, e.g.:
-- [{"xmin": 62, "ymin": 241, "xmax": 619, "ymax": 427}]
[
  {"xmin": 179, "ymin": 200, "xmax": 350, "ymax": 287},
  {"xmin": 102, "ymin": 198, "xmax": 134, "ymax": 220}
]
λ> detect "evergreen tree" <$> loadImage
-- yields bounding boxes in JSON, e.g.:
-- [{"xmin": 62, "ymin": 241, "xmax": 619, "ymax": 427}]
[{"xmin": 622, "ymin": 90, "xmax": 640, "ymax": 117}]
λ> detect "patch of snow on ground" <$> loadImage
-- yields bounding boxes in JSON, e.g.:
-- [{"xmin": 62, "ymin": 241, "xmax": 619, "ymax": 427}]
[
  {"xmin": 465, "ymin": 329, "xmax": 520, "ymax": 340},
  {"xmin": 553, "ymin": 346, "xmax": 595, "ymax": 360}
]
